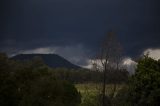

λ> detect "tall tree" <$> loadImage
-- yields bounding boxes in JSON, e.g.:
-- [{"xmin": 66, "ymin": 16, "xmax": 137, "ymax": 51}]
[{"xmin": 99, "ymin": 31, "xmax": 123, "ymax": 106}]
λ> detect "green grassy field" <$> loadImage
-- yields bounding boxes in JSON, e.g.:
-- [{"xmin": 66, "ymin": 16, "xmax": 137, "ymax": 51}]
[
  {"xmin": 76, "ymin": 83, "xmax": 125, "ymax": 95},
  {"xmin": 75, "ymin": 83, "xmax": 126, "ymax": 106}
]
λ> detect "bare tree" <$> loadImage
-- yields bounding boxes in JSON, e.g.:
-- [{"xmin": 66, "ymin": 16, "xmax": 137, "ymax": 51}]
[{"xmin": 98, "ymin": 31, "xmax": 123, "ymax": 106}]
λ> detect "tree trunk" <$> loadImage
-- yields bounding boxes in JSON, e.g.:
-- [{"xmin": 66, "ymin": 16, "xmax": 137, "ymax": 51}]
[{"xmin": 102, "ymin": 64, "xmax": 107, "ymax": 106}]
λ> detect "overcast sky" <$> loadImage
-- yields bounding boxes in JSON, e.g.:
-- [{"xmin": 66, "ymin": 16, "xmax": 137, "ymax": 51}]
[{"xmin": 1, "ymin": 0, "xmax": 160, "ymax": 67}]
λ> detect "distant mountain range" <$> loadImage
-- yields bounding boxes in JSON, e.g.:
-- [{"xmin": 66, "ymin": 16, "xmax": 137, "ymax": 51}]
[{"xmin": 11, "ymin": 54, "xmax": 81, "ymax": 69}]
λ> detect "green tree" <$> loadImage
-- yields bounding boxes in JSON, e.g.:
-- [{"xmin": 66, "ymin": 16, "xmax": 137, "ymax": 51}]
[
  {"xmin": 20, "ymin": 78, "xmax": 81, "ymax": 106},
  {"xmin": 128, "ymin": 55, "xmax": 160, "ymax": 105}
]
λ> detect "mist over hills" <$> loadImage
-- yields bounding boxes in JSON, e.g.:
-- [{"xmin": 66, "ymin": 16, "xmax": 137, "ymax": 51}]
[{"xmin": 11, "ymin": 54, "xmax": 81, "ymax": 69}]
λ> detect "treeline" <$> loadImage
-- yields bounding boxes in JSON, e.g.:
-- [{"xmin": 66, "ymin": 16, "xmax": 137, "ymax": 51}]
[
  {"xmin": 52, "ymin": 68, "xmax": 129, "ymax": 84},
  {"xmin": 0, "ymin": 53, "xmax": 81, "ymax": 106}
]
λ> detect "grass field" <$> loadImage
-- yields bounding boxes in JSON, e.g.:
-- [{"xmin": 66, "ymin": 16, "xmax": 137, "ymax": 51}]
[
  {"xmin": 75, "ymin": 83, "xmax": 126, "ymax": 106},
  {"xmin": 76, "ymin": 83, "xmax": 125, "ymax": 95}
]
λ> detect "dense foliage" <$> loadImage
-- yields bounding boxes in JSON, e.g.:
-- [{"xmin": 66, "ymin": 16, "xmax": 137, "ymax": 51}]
[
  {"xmin": 115, "ymin": 55, "xmax": 160, "ymax": 106},
  {"xmin": 127, "ymin": 56, "xmax": 160, "ymax": 105},
  {"xmin": 0, "ymin": 53, "xmax": 81, "ymax": 106}
]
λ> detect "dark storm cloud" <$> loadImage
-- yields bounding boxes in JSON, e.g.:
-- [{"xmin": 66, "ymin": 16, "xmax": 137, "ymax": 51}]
[{"xmin": 1, "ymin": 0, "xmax": 160, "ymax": 65}]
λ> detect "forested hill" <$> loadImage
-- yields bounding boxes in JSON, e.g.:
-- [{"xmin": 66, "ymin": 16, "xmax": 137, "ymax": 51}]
[{"xmin": 11, "ymin": 54, "xmax": 81, "ymax": 69}]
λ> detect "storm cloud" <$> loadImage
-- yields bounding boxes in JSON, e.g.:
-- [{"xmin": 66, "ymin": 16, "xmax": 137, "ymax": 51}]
[{"xmin": 1, "ymin": 0, "xmax": 160, "ymax": 66}]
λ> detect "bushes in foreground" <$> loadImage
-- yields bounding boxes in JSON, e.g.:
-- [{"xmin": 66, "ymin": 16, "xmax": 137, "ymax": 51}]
[{"xmin": 0, "ymin": 53, "xmax": 81, "ymax": 106}]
